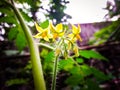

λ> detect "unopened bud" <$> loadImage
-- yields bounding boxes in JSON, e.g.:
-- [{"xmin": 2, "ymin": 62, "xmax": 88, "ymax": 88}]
[
  {"xmin": 55, "ymin": 48, "xmax": 61, "ymax": 56},
  {"xmin": 73, "ymin": 46, "xmax": 79, "ymax": 57}
]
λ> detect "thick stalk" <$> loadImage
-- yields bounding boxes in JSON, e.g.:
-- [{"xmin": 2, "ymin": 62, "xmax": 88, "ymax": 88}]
[{"xmin": 5, "ymin": 1, "xmax": 46, "ymax": 90}]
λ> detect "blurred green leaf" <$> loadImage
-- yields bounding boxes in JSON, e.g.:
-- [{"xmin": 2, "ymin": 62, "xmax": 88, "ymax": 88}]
[
  {"xmin": 8, "ymin": 27, "xmax": 18, "ymax": 41},
  {"xmin": 91, "ymin": 20, "xmax": 120, "ymax": 44},
  {"xmin": 69, "ymin": 66, "xmax": 81, "ymax": 75},
  {"xmin": 79, "ymin": 50, "xmax": 91, "ymax": 59},
  {"xmin": 0, "ymin": 7, "xmax": 13, "ymax": 16},
  {"xmin": 91, "ymin": 67, "xmax": 110, "ymax": 82},
  {"xmin": 89, "ymin": 50, "xmax": 108, "ymax": 61},
  {"xmin": 40, "ymin": 20, "xmax": 49, "ymax": 29},
  {"xmin": 24, "ymin": 61, "xmax": 32, "ymax": 70},
  {"xmin": 15, "ymin": 33, "xmax": 27, "ymax": 51},
  {"xmin": 79, "ymin": 50, "xmax": 108, "ymax": 61},
  {"xmin": 0, "ymin": 16, "xmax": 17, "ymax": 24},
  {"xmin": 76, "ymin": 58, "xmax": 84, "ymax": 64},
  {"xmin": 81, "ymin": 64, "xmax": 92, "ymax": 77},
  {"xmin": 45, "ymin": 51, "xmax": 55, "ymax": 62},
  {"xmin": 65, "ymin": 74, "xmax": 83, "ymax": 86},
  {"xmin": 6, "ymin": 78, "xmax": 28, "ymax": 86},
  {"xmin": 85, "ymin": 79, "xmax": 102, "ymax": 90},
  {"xmin": 43, "ymin": 51, "xmax": 55, "ymax": 72},
  {"xmin": 20, "ymin": 9, "xmax": 32, "ymax": 22},
  {"xmin": 59, "ymin": 58, "xmax": 74, "ymax": 71},
  {"xmin": 40, "ymin": 48, "xmax": 49, "ymax": 59}
]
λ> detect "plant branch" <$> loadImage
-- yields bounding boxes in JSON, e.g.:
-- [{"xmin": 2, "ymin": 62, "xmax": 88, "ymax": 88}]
[{"xmin": 37, "ymin": 43, "xmax": 55, "ymax": 50}]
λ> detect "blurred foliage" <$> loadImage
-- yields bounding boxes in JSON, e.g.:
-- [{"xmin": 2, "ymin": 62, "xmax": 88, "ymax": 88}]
[
  {"xmin": 58, "ymin": 50, "xmax": 110, "ymax": 89},
  {"xmin": 0, "ymin": 0, "xmax": 113, "ymax": 90},
  {"xmin": 0, "ymin": 0, "xmax": 28, "ymax": 51},
  {"xmin": 20, "ymin": 47, "xmax": 109, "ymax": 89},
  {"xmin": 90, "ymin": 0, "xmax": 120, "ymax": 45},
  {"xmin": 90, "ymin": 19, "xmax": 120, "ymax": 45},
  {"xmin": 104, "ymin": 0, "xmax": 120, "ymax": 19},
  {"xmin": 46, "ymin": 0, "xmax": 71, "ymax": 24},
  {"xmin": 6, "ymin": 78, "xmax": 29, "ymax": 86},
  {"xmin": 79, "ymin": 50, "xmax": 108, "ymax": 61}
]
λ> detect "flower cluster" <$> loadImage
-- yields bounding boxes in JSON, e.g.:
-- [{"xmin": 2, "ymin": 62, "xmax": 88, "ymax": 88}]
[{"xmin": 34, "ymin": 21, "xmax": 82, "ymax": 58}]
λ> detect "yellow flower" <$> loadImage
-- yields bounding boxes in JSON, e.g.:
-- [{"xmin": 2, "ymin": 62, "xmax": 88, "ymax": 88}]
[
  {"xmin": 68, "ymin": 24, "xmax": 82, "ymax": 42},
  {"xmin": 50, "ymin": 22, "xmax": 64, "ymax": 40},
  {"xmin": 34, "ymin": 22, "xmax": 52, "ymax": 41}
]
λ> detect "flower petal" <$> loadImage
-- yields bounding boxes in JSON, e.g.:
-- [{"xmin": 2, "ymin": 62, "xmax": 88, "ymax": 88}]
[
  {"xmin": 44, "ymin": 36, "xmax": 49, "ymax": 41},
  {"xmin": 78, "ymin": 24, "xmax": 81, "ymax": 33},
  {"xmin": 33, "ymin": 33, "xmax": 41, "ymax": 38},
  {"xmin": 59, "ymin": 32, "xmax": 64, "ymax": 37},
  {"xmin": 50, "ymin": 22, "xmax": 56, "ymax": 33},
  {"xmin": 56, "ymin": 23, "xmax": 63, "ymax": 32},
  {"xmin": 68, "ymin": 33, "xmax": 74, "ymax": 40},
  {"xmin": 35, "ymin": 22, "xmax": 44, "ymax": 32},
  {"xmin": 76, "ymin": 34, "xmax": 82, "ymax": 42},
  {"xmin": 72, "ymin": 24, "xmax": 79, "ymax": 34}
]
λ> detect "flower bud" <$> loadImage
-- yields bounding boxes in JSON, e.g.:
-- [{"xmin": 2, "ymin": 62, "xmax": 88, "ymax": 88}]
[{"xmin": 55, "ymin": 48, "xmax": 61, "ymax": 56}]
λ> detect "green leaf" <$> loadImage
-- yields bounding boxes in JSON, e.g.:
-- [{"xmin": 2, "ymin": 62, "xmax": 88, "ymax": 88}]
[
  {"xmin": 79, "ymin": 50, "xmax": 91, "ymax": 59},
  {"xmin": 91, "ymin": 67, "xmax": 110, "ymax": 82},
  {"xmin": 85, "ymin": 79, "xmax": 102, "ymax": 90},
  {"xmin": 6, "ymin": 78, "xmax": 28, "ymax": 86},
  {"xmin": 24, "ymin": 61, "xmax": 32, "ymax": 70},
  {"xmin": 20, "ymin": 9, "xmax": 32, "ymax": 22},
  {"xmin": 88, "ymin": 50, "xmax": 108, "ymax": 61},
  {"xmin": 65, "ymin": 74, "xmax": 83, "ymax": 86},
  {"xmin": 45, "ymin": 51, "xmax": 55, "ymax": 62},
  {"xmin": 40, "ymin": 20, "xmax": 49, "ymax": 29},
  {"xmin": 8, "ymin": 27, "xmax": 18, "ymax": 41},
  {"xmin": 0, "ymin": 7, "xmax": 13, "ymax": 16},
  {"xmin": 91, "ymin": 20, "xmax": 120, "ymax": 44},
  {"xmin": 40, "ymin": 48, "xmax": 49, "ymax": 59},
  {"xmin": 76, "ymin": 58, "xmax": 84, "ymax": 64},
  {"xmin": 15, "ymin": 33, "xmax": 27, "ymax": 51},
  {"xmin": 59, "ymin": 58, "xmax": 74, "ymax": 71},
  {"xmin": 80, "ymin": 64, "xmax": 92, "ymax": 77},
  {"xmin": 70, "ymin": 66, "xmax": 82, "ymax": 75},
  {"xmin": 79, "ymin": 50, "xmax": 108, "ymax": 61},
  {"xmin": 0, "ymin": 16, "xmax": 17, "ymax": 24},
  {"xmin": 43, "ymin": 51, "xmax": 55, "ymax": 71}
]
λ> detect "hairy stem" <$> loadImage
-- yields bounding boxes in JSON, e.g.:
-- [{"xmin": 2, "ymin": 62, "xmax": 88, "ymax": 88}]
[
  {"xmin": 5, "ymin": 1, "xmax": 46, "ymax": 90},
  {"xmin": 51, "ymin": 55, "xmax": 59, "ymax": 90}
]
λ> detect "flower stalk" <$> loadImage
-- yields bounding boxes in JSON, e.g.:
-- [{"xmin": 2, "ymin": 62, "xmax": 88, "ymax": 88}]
[{"xmin": 51, "ymin": 55, "xmax": 59, "ymax": 90}]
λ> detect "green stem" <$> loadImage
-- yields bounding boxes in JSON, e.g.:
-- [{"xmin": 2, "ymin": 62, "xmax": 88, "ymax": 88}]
[
  {"xmin": 37, "ymin": 43, "xmax": 55, "ymax": 50},
  {"xmin": 5, "ymin": 1, "xmax": 46, "ymax": 90},
  {"xmin": 51, "ymin": 55, "xmax": 59, "ymax": 90}
]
